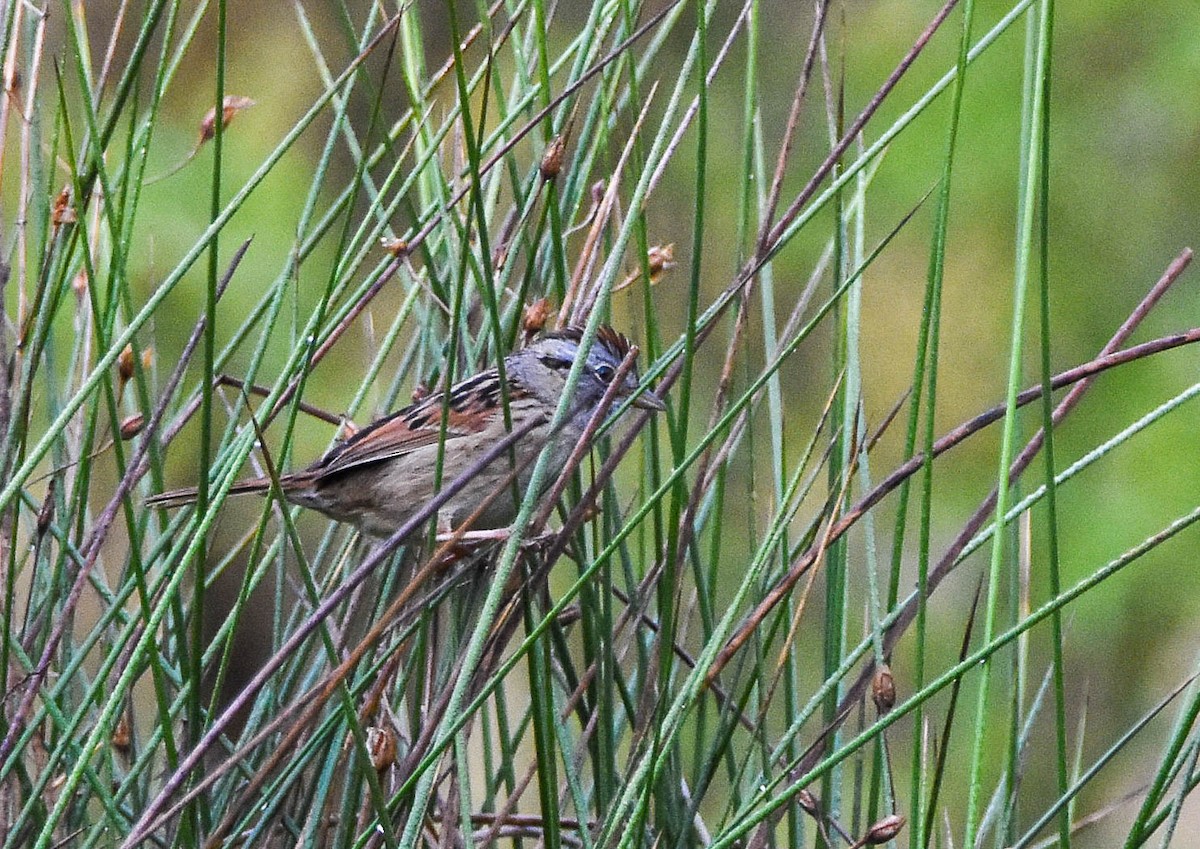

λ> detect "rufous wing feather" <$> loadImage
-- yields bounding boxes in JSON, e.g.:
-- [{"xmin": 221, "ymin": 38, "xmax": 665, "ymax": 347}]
[
  {"xmin": 313, "ymin": 418, "xmax": 453, "ymax": 479},
  {"xmin": 308, "ymin": 394, "xmax": 495, "ymax": 480}
]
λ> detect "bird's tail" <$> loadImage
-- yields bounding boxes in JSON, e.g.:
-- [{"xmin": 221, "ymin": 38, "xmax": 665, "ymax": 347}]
[{"xmin": 145, "ymin": 476, "xmax": 288, "ymax": 509}]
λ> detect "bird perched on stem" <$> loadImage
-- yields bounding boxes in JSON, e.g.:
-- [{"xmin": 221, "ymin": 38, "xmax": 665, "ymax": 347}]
[{"xmin": 147, "ymin": 326, "xmax": 665, "ymax": 538}]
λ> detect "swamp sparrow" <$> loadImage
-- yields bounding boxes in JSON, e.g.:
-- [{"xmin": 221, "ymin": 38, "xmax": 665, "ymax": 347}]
[{"xmin": 147, "ymin": 326, "xmax": 665, "ymax": 537}]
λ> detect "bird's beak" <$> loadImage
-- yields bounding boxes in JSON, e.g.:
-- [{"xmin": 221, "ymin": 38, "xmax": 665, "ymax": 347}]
[{"xmin": 632, "ymin": 388, "xmax": 667, "ymax": 412}]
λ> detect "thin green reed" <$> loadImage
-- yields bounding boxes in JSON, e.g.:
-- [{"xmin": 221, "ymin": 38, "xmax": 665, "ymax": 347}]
[{"xmin": 962, "ymin": 0, "xmax": 1051, "ymax": 844}]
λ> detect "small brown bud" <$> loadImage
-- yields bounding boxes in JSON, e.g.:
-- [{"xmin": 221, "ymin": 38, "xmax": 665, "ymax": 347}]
[
  {"xmin": 591, "ymin": 179, "xmax": 606, "ymax": 205},
  {"xmin": 52, "ymin": 186, "xmax": 76, "ymax": 226},
  {"xmin": 871, "ymin": 664, "xmax": 896, "ymax": 714},
  {"xmin": 120, "ymin": 413, "xmax": 146, "ymax": 440},
  {"xmin": 863, "ymin": 814, "xmax": 905, "ymax": 845},
  {"xmin": 199, "ymin": 95, "xmax": 255, "ymax": 143},
  {"xmin": 411, "ymin": 382, "xmax": 432, "ymax": 404},
  {"xmin": 118, "ymin": 344, "xmax": 137, "ymax": 383},
  {"xmin": 72, "ymin": 270, "xmax": 89, "ymax": 298},
  {"xmin": 380, "ymin": 237, "xmax": 409, "ymax": 257},
  {"xmin": 366, "ymin": 726, "xmax": 396, "ymax": 772},
  {"xmin": 797, "ymin": 789, "xmax": 820, "ymax": 817},
  {"xmin": 112, "ymin": 713, "xmax": 132, "ymax": 754},
  {"xmin": 337, "ymin": 418, "xmax": 360, "ymax": 440},
  {"xmin": 540, "ymin": 135, "xmax": 566, "ymax": 181},
  {"xmin": 522, "ymin": 298, "xmax": 552, "ymax": 339}
]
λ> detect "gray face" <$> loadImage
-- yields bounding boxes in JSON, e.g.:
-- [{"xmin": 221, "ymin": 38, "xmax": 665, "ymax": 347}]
[
  {"xmin": 505, "ymin": 331, "xmax": 640, "ymax": 412},
  {"xmin": 505, "ymin": 327, "xmax": 665, "ymax": 422},
  {"xmin": 578, "ymin": 337, "xmax": 642, "ymax": 407},
  {"xmin": 514, "ymin": 335, "xmax": 620, "ymax": 403}
]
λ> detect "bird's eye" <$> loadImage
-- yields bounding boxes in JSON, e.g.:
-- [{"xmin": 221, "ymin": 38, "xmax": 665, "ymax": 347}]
[{"xmin": 594, "ymin": 363, "xmax": 616, "ymax": 383}]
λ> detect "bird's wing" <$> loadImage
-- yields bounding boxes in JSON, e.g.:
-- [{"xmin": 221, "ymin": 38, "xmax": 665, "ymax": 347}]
[{"xmin": 312, "ymin": 369, "xmax": 511, "ymax": 479}]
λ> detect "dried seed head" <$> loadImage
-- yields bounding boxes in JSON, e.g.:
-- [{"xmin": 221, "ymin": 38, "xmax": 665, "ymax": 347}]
[
  {"xmin": 52, "ymin": 186, "xmax": 76, "ymax": 226},
  {"xmin": 591, "ymin": 179, "xmax": 606, "ymax": 205},
  {"xmin": 199, "ymin": 95, "xmax": 256, "ymax": 143},
  {"xmin": 72, "ymin": 270, "xmax": 89, "ymax": 298},
  {"xmin": 540, "ymin": 135, "xmax": 566, "ymax": 181},
  {"xmin": 616, "ymin": 242, "xmax": 677, "ymax": 293},
  {"xmin": 120, "ymin": 413, "xmax": 146, "ymax": 440},
  {"xmin": 863, "ymin": 814, "xmax": 905, "ymax": 845},
  {"xmin": 112, "ymin": 713, "xmax": 132, "ymax": 754},
  {"xmin": 797, "ymin": 789, "xmax": 820, "ymax": 817},
  {"xmin": 366, "ymin": 726, "xmax": 396, "ymax": 772},
  {"xmin": 872, "ymin": 664, "xmax": 896, "ymax": 714},
  {"xmin": 380, "ymin": 237, "xmax": 409, "ymax": 257},
  {"xmin": 647, "ymin": 243, "xmax": 676, "ymax": 279}
]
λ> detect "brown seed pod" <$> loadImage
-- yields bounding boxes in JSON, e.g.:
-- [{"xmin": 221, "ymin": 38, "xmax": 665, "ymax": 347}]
[
  {"xmin": 366, "ymin": 726, "xmax": 397, "ymax": 773},
  {"xmin": 522, "ymin": 298, "xmax": 552, "ymax": 339},
  {"xmin": 112, "ymin": 713, "xmax": 132, "ymax": 754},
  {"xmin": 120, "ymin": 413, "xmax": 146, "ymax": 440},
  {"xmin": 540, "ymin": 135, "xmax": 566, "ymax": 181},
  {"xmin": 118, "ymin": 344, "xmax": 137, "ymax": 384},
  {"xmin": 863, "ymin": 814, "xmax": 905, "ymax": 845},
  {"xmin": 199, "ymin": 95, "xmax": 256, "ymax": 144},
  {"xmin": 871, "ymin": 664, "xmax": 896, "ymax": 714},
  {"xmin": 380, "ymin": 237, "xmax": 410, "ymax": 257}
]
